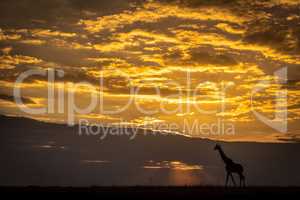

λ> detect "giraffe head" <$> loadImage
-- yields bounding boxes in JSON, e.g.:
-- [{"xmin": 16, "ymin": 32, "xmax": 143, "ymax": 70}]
[{"xmin": 214, "ymin": 144, "xmax": 221, "ymax": 150}]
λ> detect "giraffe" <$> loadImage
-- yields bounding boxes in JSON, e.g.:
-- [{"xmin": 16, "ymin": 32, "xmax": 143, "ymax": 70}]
[{"xmin": 214, "ymin": 144, "xmax": 246, "ymax": 187}]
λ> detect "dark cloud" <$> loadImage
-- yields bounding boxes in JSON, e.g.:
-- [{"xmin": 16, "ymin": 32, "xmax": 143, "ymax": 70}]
[
  {"xmin": 0, "ymin": 94, "xmax": 34, "ymax": 104},
  {"xmin": 158, "ymin": 0, "xmax": 237, "ymax": 7},
  {"xmin": 243, "ymin": 3, "xmax": 300, "ymax": 54},
  {"xmin": 189, "ymin": 49, "xmax": 238, "ymax": 66},
  {"xmin": 0, "ymin": 0, "xmax": 138, "ymax": 29},
  {"xmin": 276, "ymin": 133, "xmax": 300, "ymax": 143},
  {"xmin": 7, "ymin": 42, "xmax": 100, "ymax": 68},
  {"xmin": 161, "ymin": 0, "xmax": 300, "ymax": 55}
]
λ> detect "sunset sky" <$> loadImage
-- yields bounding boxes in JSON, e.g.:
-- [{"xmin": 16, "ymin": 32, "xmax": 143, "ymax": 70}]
[{"xmin": 0, "ymin": 0, "xmax": 300, "ymax": 142}]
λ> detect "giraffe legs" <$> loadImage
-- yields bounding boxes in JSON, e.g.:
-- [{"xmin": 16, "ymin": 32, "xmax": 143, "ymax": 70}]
[
  {"xmin": 242, "ymin": 175, "xmax": 246, "ymax": 188},
  {"xmin": 240, "ymin": 176, "xmax": 242, "ymax": 187},
  {"xmin": 240, "ymin": 175, "xmax": 244, "ymax": 187},
  {"xmin": 225, "ymin": 172, "xmax": 229, "ymax": 187},
  {"xmin": 225, "ymin": 172, "xmax": 237, "ymax": 187},
  {"xmin": 225, "ymin": 172, "xmax": 239, "ymax": 187},
  {"xmin": 238, "ymin": 173, "xmax": 246, "ymax": 188},
  {"xmin": 230, "ymin": 173, "xmax": 236, "ymax": 186}
]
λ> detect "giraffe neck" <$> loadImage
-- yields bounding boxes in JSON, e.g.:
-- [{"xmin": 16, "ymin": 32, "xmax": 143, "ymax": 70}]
[{"xmin": 217, "ymin": 148, "xmax": 231, "ymax": 164}]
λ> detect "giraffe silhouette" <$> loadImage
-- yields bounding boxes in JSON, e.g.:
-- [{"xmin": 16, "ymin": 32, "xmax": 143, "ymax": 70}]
[{"xmin": 214, "ymin": 144, "xmax": 246, "ymax": 187}]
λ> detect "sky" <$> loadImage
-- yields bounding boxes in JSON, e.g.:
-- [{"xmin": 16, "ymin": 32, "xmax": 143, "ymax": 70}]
[{"xmin": 0, "ymin": 0, "xmax": 300, "ymax": 142}]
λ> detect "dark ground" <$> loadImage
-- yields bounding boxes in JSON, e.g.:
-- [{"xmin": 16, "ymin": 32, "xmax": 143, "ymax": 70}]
[
  {"xmin": 1, "ymin": 115, "xmax": 300, "ymax": 186},
  {"xmin": 1, "ymin": 186, "xmax": 300, "ymax": 199}
]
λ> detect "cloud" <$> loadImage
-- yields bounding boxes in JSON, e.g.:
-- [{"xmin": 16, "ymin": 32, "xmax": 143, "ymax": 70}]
[
  {"xmin": 0, "ymin": 0, "xmax": 299, "ymax": 142},
  {"xmin": 30, "ymin": 29, "xmax": 76, "ymax": 38},
  {"xmin": 78, "ymin": 1, "xmax": 246, "ymax": 33},
  {"xmin": 216, "ymin": 22, "xmax": 245, "ymax": 34},
  {"xmin": 19, "ymin": 39, "xmax": 46, "ymax": 46},
  {"xmin": 0, "ymin": 54, "xmax": 42, "ymax": 69},
  {"xmin": 0, "ymin": 29, "xmax": 21, "ymax": 41}
]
